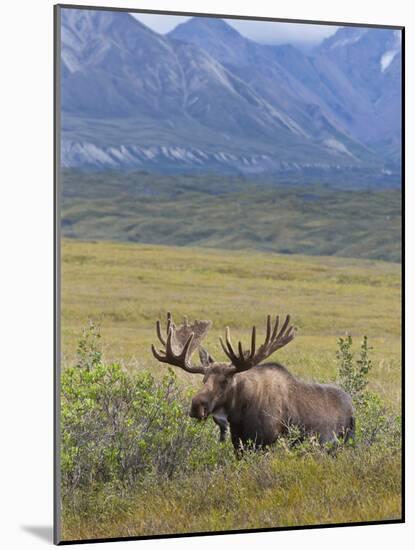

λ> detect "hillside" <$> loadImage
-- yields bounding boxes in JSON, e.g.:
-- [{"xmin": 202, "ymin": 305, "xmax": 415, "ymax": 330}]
[{"xmin": 61, "ymin": 170, "xmax": 402, "ymax": 262}]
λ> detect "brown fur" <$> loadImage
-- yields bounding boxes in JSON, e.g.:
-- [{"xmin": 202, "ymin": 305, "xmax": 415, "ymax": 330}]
[{"xmin": 190, "ymin": 362, "xmax": 354, "ymax": 450}]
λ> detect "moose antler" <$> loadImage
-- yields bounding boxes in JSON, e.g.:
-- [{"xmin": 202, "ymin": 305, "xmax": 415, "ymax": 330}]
[
  {"xmin": 151, "ymin": 312, "xmax": 211, "ymax": 374},
  {"xmin": 219, "ymin": 314, "xmax": 296, "ymax": 372}
]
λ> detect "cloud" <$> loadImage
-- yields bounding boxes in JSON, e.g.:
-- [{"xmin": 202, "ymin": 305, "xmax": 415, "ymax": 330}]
[
  {"xmin": 131, "ymin": 13, "xmax": 338, "ymax": 46},
  {"xmin": 226, "ymin": 19, "xmax": 338, "ymax": 45}
]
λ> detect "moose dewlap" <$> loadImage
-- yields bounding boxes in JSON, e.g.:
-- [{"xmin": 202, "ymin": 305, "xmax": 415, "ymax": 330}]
[{"xmin": 151, "ymin": 312, "xmax": 355, "ymax": 451}]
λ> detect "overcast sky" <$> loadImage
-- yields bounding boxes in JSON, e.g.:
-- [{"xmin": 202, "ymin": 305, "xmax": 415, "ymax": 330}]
[{"xmin": 131, "ymin": 13, "xmax": 339, "ymax": 46}]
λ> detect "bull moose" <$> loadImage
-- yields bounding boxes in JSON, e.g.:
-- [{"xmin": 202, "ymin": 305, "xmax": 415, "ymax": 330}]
[{"xmin": 151, "ymin": 312, "xmax": 355, "ymax": 451}]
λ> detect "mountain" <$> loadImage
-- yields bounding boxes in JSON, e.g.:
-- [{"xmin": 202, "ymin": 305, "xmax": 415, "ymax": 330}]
[
  {"xmin": 169, "ymin": 17, "xmax": 263, "ymax": 67},
  {"xmin": 316, "ymin": 27, "xmax": 402, "ymax": 159},
  {"xmin": 61, "ymin": 9, "xmax": 189, "ymax": 119},
  {"xmin": 170, "ymin": 18, "xmax": 378, "ymax": 164},
  {"xmin": 60, "ymin": 9, "xmax": 401, "ymax": 183},
  {"xmin": 61, "ymin": 9, "xmax": 332, "ymax": 173},
  {"xmin": 171, "ymin": 18, "xmax": 402, "ymax": 166}
]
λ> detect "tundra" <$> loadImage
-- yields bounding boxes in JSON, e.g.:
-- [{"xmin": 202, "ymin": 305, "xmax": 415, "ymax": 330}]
[{"xmin": 151, "ymin": 312, "xmax": 355, "ymax": 451}]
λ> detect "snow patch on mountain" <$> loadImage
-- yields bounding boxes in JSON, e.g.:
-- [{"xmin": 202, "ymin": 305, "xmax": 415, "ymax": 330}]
[
  {"xmin": 323, "ymin": 138, "xmax": 354, "ymax": 158},
  {"xmin": 380, "ymin": 50, "xmax": 398, "ymax": 72},
  {"xmin": 380, "ymin": 31, "xmax": 402, "ymax": 72},
  {"xmin": 328, "ymin": 30, "xmax": 366, "ymax": 49},
  {"xmin": 61, "ymin": 139, "xmax": 367, "ymax": 176}
]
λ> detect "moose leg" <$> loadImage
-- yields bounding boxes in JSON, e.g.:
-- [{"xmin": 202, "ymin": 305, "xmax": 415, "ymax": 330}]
[
  {"xmin": 343, "ymin": 416, "xmax": 356, "ymax": 444},
  {"xmin": 320, "ymin": 417, "xmax": 356, "ymax": 448},
  {"xmin": 318, "ymin": 431, "xmax": 336, "ymax": 445},
  {"xmin": 316, "ymin": 431, "xmax": 340, "ymax": 457},
  {"xmin": 212, "ymin": 408, "xmax": 229, "ymax": 442},
  {"xmin": 229, "ymin": 425, "xmax": 249, "ymax": 458}
]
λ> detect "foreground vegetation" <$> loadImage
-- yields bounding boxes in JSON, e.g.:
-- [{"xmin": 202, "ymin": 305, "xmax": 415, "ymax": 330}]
[
  {"xmin": 61, "ymin": 326, "xmax": 401, "ymax": 541},
  {"xmin": 60, "ymin": 239, "xmax": 401, "ymax": 540},
  {"xmin": 61, "ymin": 170, "xmax": 401, "ymax": 262}
]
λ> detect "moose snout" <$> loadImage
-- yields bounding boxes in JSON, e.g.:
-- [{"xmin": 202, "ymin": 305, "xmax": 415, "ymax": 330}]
[{"xmin": 189, "ymin": 396, "xmax": 210, "ymax": 420}]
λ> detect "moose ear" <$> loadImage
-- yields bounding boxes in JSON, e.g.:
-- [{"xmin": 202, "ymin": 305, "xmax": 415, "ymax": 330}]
[{"xmin": 199, "ymin": 347, "xmax": 215, "ymax": 367}]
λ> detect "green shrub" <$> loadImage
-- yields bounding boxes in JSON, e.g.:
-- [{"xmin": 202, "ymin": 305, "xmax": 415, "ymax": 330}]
[
  {"xmin": 75, "ymin": 320, "xmax": 102, "ymax": 371},
  {"xmin": 61, "ymin": 323, "xmax": 233, "ymax": 498},
  {"xmin": 355, "ymin": 391, "xmax": 401, "ymax": 449},
  {"xmin": 336, "ymin": 334, "xmax": 400, "ymax": 450},
  {"xmin": 336, "ymin": 334, "xmax": 372, "ymax": 401}
]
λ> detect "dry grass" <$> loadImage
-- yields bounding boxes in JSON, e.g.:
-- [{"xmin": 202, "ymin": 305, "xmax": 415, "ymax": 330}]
[{"xmin": 62, "ymin": 446, "xmax": 401, "ymax": 540}]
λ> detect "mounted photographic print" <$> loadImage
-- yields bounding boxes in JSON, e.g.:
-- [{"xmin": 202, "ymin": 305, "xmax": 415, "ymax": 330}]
[{"xmin": 54, "ymin": 3, "xmax": 404, "ymax": 544}]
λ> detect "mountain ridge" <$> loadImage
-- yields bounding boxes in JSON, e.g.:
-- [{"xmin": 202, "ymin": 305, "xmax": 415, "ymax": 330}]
[{"xmin": 60, "ymin": 9, "xmax": 401, "ymax": 184}]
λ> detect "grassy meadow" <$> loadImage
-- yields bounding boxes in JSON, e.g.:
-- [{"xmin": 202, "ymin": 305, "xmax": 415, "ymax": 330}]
[
  {"xmin": 62, "ymin": 239, "xmax": 401, "ymax": 405},
  {"xmin": 60, "ymin": 237, "xmax": 402, "ymax": 541}
]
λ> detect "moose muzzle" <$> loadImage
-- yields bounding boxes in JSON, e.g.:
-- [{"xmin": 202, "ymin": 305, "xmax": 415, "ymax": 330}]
[{"xmin": 189, "ymin": 396, "xmax": 210, "ymax": 420}]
